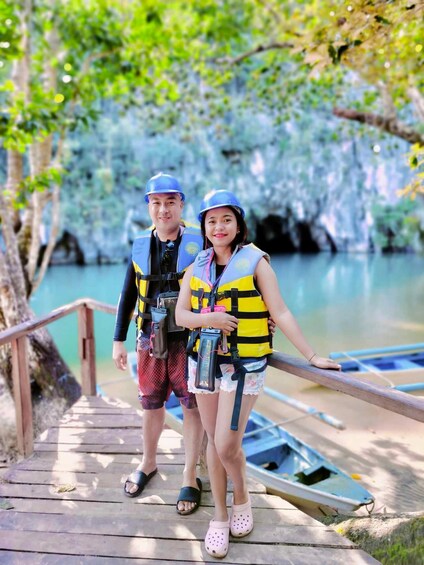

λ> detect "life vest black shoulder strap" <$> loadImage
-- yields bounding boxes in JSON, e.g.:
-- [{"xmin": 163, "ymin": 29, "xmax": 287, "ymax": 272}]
[{"xmin": 139, "ymin": 271, "xmax": 185, "ymax": 282}]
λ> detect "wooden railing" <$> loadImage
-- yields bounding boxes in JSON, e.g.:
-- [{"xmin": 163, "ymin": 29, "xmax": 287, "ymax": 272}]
[
  {"xmin": 0, "ymin": 298, "xmax": 115, "ymax": 457},
  {"xmin": 1, "ymin": 297, "xmax": 423, "ymax": 458}
]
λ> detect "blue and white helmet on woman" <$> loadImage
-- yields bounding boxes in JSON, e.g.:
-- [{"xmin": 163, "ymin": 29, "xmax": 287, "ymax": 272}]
[
  {"xmin": 198, "ymin": 189, "xmax": 245, "ymax": 221},
  {"xmin": 144, "ymin": 172, "xmax": 185, "ymax": 203}
]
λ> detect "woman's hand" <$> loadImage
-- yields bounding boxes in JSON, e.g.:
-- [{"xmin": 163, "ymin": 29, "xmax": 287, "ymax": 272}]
[
  {"xmin": 310, "ymin": 354, "xmax": 342, "ymax": 371},
  {"xmin": 207, "ymin": 312, "xmax": 238, "ymax": 334}
]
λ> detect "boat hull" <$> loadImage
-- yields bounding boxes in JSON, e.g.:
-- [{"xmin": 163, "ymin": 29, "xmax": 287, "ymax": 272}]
[{"xmin": 165, "ymin": 395, "xmax": 374, "ymax": 515}]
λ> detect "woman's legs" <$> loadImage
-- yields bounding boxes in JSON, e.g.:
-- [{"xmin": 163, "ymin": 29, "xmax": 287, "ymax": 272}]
[
  {"xmin": 214, "ymin": 391, "xmax": 258, "ymax": 505},
  {"xmin": 197, "ymin": 390, "xmax": 258, "ymax": 510},
  {"xmin": 196, "ymin": 390, "xmax": 258, "ymax": 555},
  {"xmin": 195, "ymin": 393, "xmax": 229, "ymax": 522}
]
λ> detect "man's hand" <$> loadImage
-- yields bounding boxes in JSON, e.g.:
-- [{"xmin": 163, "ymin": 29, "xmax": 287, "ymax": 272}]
[
  {"xmin": 113, "ymin": 341, "xmax": 128, "ymax": 371},
  {"xmin": 268, "ymin": 317, "xmax": 276, "ymax": 335}
]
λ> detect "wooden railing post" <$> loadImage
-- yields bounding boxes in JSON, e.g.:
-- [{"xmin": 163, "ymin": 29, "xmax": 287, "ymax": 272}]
[
  {"xmin": 78, "ymin": 305, "xmax": 97, "ymax": 395},
  {"xmin": 11, "ymin": 336, "xmax": 33, "ymax": 457}
]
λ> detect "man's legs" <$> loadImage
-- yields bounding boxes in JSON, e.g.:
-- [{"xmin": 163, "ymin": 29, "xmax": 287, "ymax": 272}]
[
  {"xmin": 178, "ymin": 405, "xmax": 205, "ymax": 512},
  {"xmin": 170, "ymin": 340, "xmax": 205, "ymax": 514},
  {"xmin": 124, "ymin": 406, "xmax": 165, "ymax": 495},
  {"xmin": 124, "ymin": 339, "xmax": 167, "ymax": 495}
]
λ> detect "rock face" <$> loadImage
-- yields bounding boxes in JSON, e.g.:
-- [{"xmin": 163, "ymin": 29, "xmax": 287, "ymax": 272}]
[
  {"xmin": 52, "ymin": 110, "xmax": 421, "ymax": 264},
  {"xmin": 255, "ymin": 215, "xmax": 330, "ymax": 254},
  {"xmin": 48, "ymin": 231, "xmax": 85, "ymax": 265}
]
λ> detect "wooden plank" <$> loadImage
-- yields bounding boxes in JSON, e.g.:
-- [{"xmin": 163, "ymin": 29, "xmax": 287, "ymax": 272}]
[
  {"xmin": 0, "ymin": 483, "xmax": 273, "ymax": 506},
  {"xmin": 36, "ymin": 428, "xmax": 180, "ymax": 445},
  {"xmin": 11, "ymin": 336, "xmax": 33, "ymax": 457},
  {"xmin": 0, "ymin": 511, "xmax": 355, "ymax": 547},
  {"xmin": 56, "ymin": 413, "xmax": 143, "ymax": 427},
  {"xmin": 269, "ymin": 351, "xmax": 424, "ymax": 422},
  {"xmin": 15, "ymin": 452, "xmax": 187, "ymax": 470},
  {"xmin": 76, "ymin": 395, "xmax": 133, "ymax": 408},
  {"xmin": 32, "ymin": 442, "xmax": 183, "ymax": 454},
  {"xmin": 65, "ymin": 406, "xmax": 140, "ymax": 415},
  {"xmin": 3, "ymin": 469, "xmax": 265, "ymax": 495},
  {"xmin": 0, "ymin": 553, "xmax": 186, "ymax": 565},
  {"xmin": 37, "ymin": 427, "xmax": 180, "ymax": 444},
  {"xmin": 1, "ymin": 498, "xmax": 311, "ymax": 521},
  {"xmin": 74, "ymin": 395, "xmax": 132, "ymax": 408},
  {"xmin": 0, "ymin": 530, "xmax": 380, "ymax": 563}
]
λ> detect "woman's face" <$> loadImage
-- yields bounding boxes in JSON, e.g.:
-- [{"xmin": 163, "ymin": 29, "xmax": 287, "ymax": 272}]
[{"xmin": 204, "ymin": 206, "xmax": 238, "ymax": 249}]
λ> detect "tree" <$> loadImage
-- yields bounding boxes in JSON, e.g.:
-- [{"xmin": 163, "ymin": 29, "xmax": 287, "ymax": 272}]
[
  {"xmin": 205, "ymin": 0, "xmax": 423, "ymax": 193},
  {"xmin": 0, "ymin": 0, "xmax": 254, "ymax": 404},
  {"xmin": 0, "ymin": 0, "xmax": 204, "ymax": 403}
]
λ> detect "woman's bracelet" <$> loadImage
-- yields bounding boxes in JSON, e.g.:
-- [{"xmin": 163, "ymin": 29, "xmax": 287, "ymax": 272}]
[{"xmin": 308, "ymin": 353, "xmax": 317, "ymax": 363}]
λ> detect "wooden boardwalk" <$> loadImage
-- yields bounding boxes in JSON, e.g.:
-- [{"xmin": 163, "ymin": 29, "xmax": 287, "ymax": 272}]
[{"xmin": 0, "ymin": 395, "xmax": 380, "ymax": 564}]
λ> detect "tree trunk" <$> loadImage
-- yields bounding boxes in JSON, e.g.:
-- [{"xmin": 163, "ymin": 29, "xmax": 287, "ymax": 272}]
[
  {"xmin": 0, "ymin": 209, "xmax": 81, "ymax": 407},
  {"xmin": 0, "ymin": 2, "xmax": 81, "ymax": 414}
]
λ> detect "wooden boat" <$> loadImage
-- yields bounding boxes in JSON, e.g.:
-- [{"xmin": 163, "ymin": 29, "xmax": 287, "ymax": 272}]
[
  {"xmin": 330, "ymin": 343, "xmax": 424, "ymax": 392},
  {"xmin": 125, "ymin": 352, "xmax": 373, "ymax": 514},
  {"xmin": 165, "ymin": 392, "xmax": 374, "ymax": 515}
]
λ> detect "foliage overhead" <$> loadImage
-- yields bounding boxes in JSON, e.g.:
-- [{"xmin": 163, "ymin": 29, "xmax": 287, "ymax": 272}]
[{"xmin": 1, "ymin": 0, "xmax": 423, "ymax": 209}]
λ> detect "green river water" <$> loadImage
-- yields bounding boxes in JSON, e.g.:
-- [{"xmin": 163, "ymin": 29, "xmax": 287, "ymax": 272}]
[{"xmin": 31, "ymin": 252, "xmax": 424, "ymax": 387}]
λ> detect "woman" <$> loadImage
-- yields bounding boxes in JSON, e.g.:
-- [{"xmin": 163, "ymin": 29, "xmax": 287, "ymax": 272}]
[{"xmin": 176, "ymin": 189, "xmax": 341, "ymax": 559}]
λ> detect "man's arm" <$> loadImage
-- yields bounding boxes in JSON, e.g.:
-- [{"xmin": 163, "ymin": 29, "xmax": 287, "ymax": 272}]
[{"xmin": 113, "ymin": 259, "xmax": 137, "ymax": 371}]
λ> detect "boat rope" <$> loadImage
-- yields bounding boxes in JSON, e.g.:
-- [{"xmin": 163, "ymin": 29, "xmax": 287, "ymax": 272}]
[
  {"xmin": 243, "ymin": 411, "xmax": 319, "ymax": 438},
  {"xmin": 365, "ymin": 499, "xmax": 376, "ymax": 515},
  {"xmin": 341, "ymin": 351, "xmax": 395, "ymax": 388}
]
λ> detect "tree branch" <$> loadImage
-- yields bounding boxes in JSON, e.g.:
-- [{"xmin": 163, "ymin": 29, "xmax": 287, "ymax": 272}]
[
  {"xmin": 255, "ymin": 0, "xmax": 283, "ymax": 25},
  {"xmin": 216, "ymin": 41, "xmax": 293, "ymax": 65},
  {"xmin": 407, "ymin": 86, "xmax": 424, "ymax": 123},
  {"xmin": 30, "ymin": 135, "xmax": 65, "ymax": 296},
  {"xmin": 332, "ymin": 107, "xmax": 424, "ymax": 145}
]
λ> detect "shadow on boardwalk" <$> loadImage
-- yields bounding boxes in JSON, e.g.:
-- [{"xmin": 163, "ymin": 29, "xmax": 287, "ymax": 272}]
[{"xmin": 0, "ymin": 395, "xmax": 380, "ymax": 564}]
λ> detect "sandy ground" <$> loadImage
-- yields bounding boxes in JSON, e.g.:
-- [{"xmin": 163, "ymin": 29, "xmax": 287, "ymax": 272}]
[{"xmin": 256, "ymin": 366, "xmax": 424, "ymax": 516}]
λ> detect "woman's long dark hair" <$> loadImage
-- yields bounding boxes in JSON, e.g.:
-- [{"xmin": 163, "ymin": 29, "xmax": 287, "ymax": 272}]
[{"xmin": 201, "ymin": 206, "xmax": 248, "ymax": 251}]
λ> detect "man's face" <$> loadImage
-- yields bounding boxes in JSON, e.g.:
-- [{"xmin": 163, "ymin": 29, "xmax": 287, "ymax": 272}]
[{"xmin": 147, "ymin": 193, "xmax": 184, "ymax": 233}]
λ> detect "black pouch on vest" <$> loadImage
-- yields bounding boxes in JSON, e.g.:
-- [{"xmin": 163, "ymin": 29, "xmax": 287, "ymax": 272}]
[
  {"xmin": 157, "ymin": 291, "xmax": 184, "ymax": 333},
  {"xmin": 195, "ymin": 328, "xmax": 221, "ymax": 391},
  {"xmin": 149, "ymin": 307, "xmax": 168, "ymax": 359}
]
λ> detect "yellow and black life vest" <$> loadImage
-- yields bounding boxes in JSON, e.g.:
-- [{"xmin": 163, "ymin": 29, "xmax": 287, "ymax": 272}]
[
  {"xmin": 132, "ymin": 222, "xmax": 202, "ymax": 331},
  {"xmin": 189, "ymin": 244, "xmax": 273, "ymax": 358}
]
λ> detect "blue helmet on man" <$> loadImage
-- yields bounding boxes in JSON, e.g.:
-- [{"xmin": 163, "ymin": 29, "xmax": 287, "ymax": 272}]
[
  {"xmin": 144, "ymin": 172, "xmax": 185, "ymax": 203},
  {"xmin": 198, "ymin": 189, "xmax": 245, "ymax": 222}
]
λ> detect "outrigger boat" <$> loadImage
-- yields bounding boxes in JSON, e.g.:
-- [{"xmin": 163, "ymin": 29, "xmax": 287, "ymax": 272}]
[
  {"xmin": 121, "ymin": 352, "xmax": 374, "ymax": 514},
  {"xmin": 164, "ymin": 391, "xmax": 374, "ymax": 515},
  {"xmin": 330, "ymin": 343, "xmax": 424, "ymax": 393}
]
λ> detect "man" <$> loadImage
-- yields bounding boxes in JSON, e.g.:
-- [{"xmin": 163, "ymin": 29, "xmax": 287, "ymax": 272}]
[{"xmin": 112, "ymin": 172, "xmax": 204, "ymax": 515}]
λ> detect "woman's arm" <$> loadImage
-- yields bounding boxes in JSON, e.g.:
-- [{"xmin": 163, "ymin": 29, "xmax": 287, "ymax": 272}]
[
  {"xmin": 176, "ymin": 264, "xmax": 238, "ymax": 333},
  {"xmin": 255, "ymin": 258, "xmax": 341, "ymax": 370}
]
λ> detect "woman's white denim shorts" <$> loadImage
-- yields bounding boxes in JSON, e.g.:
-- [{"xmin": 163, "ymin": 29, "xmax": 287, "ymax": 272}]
[{"xmin": 187, "ymin": 356, "xmax": 267, "ymax": 395}]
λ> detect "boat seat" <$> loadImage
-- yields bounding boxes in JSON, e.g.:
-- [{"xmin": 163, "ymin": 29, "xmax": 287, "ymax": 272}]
[
  {"xmin": 294, "ymin": 462, "xmax": 335, "ymax": 486},
  {"xmin": 243, "ymin": 436, "xmax": 285, "ymax": 459}
]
